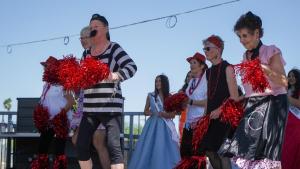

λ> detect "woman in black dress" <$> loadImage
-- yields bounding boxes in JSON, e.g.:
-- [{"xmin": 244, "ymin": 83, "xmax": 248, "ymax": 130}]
[{"xmin": 200, "ymin": 35, "xmax": 241, "ymax": 169}]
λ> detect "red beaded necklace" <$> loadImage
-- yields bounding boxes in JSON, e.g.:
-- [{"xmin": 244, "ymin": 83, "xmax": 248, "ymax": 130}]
[
  {"xmin": 208, "ymin": 61, "xmax": 223, "ymax": 100},
  {"xmin": 188, "ymin": 74, "xmax": 203, "ymax": 95}
]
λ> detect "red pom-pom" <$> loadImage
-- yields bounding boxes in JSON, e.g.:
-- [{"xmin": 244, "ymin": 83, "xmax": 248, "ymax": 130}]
[
  {"xmin": 52, "ymin": 109, "xmax": 69, "ymax": 139},
  {"xmin": 174, "ymin": 156, "xmax": 206, "ymax": 169},
  {"xmin": 220, "ymin": 99, "xmax": 244, "ymax": 128},
  {"xmin": 80, "ymin": 56, "xmax": 110, "ymax": 89},
  {"xmin": 234, "ymin": 58, "xmax": 270, "ymax": 93},
  {"xmin": 58, "ymin": 56, "xmax": 81, "ymax": 91},
  {"xmin": 164, "ymin": 92, "xmax": 188, "ymax": 112},
  {"xmin": 30, "ymin": 154, "xmax": 49, "ymax": 169},
  {"xmin": 43, "ymin": 61, "xmax": 60, "ymax": 84},
  {"xmin": 33, "ymin": 104, "xmax": 50, "ymax": 132},
  {"xmin": 192, "ymin": 115, "xmax": 210, "ymax": 151},
  {"xmin": 53, "ymin": 155, "xmax": 67, "ymax": 169}
]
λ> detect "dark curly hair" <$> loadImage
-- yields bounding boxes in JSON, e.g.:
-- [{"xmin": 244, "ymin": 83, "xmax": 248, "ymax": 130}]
[
  {"xmin": 234, "ymin": 11, "xmax": 264, "ymax": 38},
  {"xmin": 288, "ymin": 69, "xmax": 300, "ymax": 99}
]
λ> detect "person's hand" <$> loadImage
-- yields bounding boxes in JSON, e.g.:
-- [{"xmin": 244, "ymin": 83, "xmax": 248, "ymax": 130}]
[
  {"xmin": 159, "ymin": 111, "xmax": 175, "ymax": 119},
  {"xmin": 210, "ymin": 108, "xmax": 221, "ymax": 119},
  {"xmin": 158, "ymin": 111, "xmax": 163, "ymax": 117},
  {"xmin": 159, "ymin": 111, "xmax": 168, "ymax": 118},
  {"xmin": 144, "ymin": 110, "xmax": 152, "ymax": 116},
  {"xmin": 230, "ymin": 96, "xmax": 245, "ymax": 102},
  {"xmin": 107, "ymin": 72, "xmax": 120, "ymax": 81}
]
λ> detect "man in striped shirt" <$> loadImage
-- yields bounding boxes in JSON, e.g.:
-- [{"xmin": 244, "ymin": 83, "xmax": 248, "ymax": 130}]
[{"xmin": 76, "ymin": 14, "xmax": 137, "ymax": 169}]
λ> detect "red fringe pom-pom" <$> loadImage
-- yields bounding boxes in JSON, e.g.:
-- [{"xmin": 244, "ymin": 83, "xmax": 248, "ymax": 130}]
[
  {"xmin": 30, "ymin": 154, "xmax": 49, "ymax": 169},
  {"xmin": 192, "ymin": 115, "xmax": 210, "ymax": 151},
  {"xmin": 58, "ymin": 56, "xmax": 81, "ymax": 92},
  {"xmin": 174, "ymin": 156, "xmax": 207, "ymax": 169},
  {"xmin": 234, "ymin": 58, "xmax": 270, "ymax": 93},
  {"xmin": 80, "ymin": 56, "xmax": 110, "ymax": 89},
  {"xmin": 53, "ymin": 155, "xmax": 67, "ymax": 169},
  {"xmin": 220, "ymin": 99, "xmax": 244, "ymax": 128},
  {"xmin": 164, "ymin": 92, "xmax": 188, "ymax": 112},
  {"xmin": 43, "ymin": 61, "xmax": 60, "ymax": 84},
  {"xmin": 52, "ymin": 109, "xmax": 69, "ymax": 139},
  {"xmin": 33, "ymin": 104, "xmax": 50, "ymax": 133}
]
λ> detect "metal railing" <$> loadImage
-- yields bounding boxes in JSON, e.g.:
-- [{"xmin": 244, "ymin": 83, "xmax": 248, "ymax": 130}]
[
  {"xmin": 123, "ymin": 112, "xmax": 148, "ymax": 161},
  {"xmin": 0, "ymin": 111, "xmax": 17, "ymax": 169},
  {"xmin": 0, "ymin": 111, "xmax": 179, "ymax": 168}
]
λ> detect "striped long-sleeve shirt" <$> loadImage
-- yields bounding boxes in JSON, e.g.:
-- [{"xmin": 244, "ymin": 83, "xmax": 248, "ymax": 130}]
[{"xmin": 83, "ymin": 42, "xmax": 137, "ymax": 115}]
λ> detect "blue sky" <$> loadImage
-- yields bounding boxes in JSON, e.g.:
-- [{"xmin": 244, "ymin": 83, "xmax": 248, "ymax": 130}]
[{"xmin": 0, "ymin": 0, "xmax": 299, "ymax": 112}]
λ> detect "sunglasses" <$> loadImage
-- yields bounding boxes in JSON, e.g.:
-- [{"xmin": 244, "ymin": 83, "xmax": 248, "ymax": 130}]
[{"xmin": 203, "ymin": 46, "xmax": 215, "ymax": 52}]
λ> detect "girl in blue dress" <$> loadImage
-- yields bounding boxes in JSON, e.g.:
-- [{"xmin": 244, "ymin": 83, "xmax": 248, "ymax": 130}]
[{"xmin": 128, "ymin": 74, "xmax": 181, "ymax": 169}]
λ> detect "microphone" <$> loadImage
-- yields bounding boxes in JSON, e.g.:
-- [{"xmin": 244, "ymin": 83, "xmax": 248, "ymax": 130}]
[{"xmin": 90, "ymin": 30, "xmax": 97, "ymax": 37}]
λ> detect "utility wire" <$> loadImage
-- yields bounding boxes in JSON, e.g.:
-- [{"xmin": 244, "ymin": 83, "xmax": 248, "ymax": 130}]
[{"xmin": 0, "ymin": 0, "xmax": 240, "ymax": 53}]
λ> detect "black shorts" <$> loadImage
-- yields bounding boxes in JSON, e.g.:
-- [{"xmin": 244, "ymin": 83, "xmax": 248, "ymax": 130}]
[{"xmin": 76, "ymin": 113, "xmax": 123, "ymax": 164}]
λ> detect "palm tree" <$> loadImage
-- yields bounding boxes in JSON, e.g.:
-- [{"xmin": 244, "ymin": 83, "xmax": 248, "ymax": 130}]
[
  {"xmin": 3, "ymin": 98, "xmax": 13, "ymax": 132},
  {"xmin": 3, "ymin": 98, "xmax": 12, "ymax": 112},
  {"xmin": 1, "ymin": 98, "xmax": 13, "ymax": 168}
]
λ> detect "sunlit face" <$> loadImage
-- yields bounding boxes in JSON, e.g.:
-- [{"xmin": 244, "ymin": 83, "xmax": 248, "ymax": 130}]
[
  {"xmin": 80, "ymin": 32, "xmax": 91, "ymax": 49},
  {"xmin": 236, "ymin": 28, "xmax": 260, "ymax": 50},
  {"xmin": 189, "ymin": 59, "xmax": 202, "ymax": 76},
  {"xmin": 288, "ymin": 72, "xmax": 296, "ymax": 86},
  {"xmin": 203, "ymin": 42, "xmax": 219, "ymax": 62},
  {"xmin": 89, "ymin": 20, "xmax": 108, "ymax": 42},
  {"xmin": 155, "ymin": 77, "xmax": 162, "ymax": 90}
]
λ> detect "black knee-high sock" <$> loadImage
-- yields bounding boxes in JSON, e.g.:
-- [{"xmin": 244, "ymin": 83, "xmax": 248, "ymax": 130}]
[
  {"xmin": 206, "ymin": 151, "xmax": 232, "ymax": 169},
  {"xmin": 206, "ymin": 151, "xmax": 222, "ymax": 169},
  {"xmin": 54, "ymin": 138, "xmax": 66, "ymax": 155},
  {"xmin": 38, "ymin": 128, "xmax": 55, "ymax": 154}
]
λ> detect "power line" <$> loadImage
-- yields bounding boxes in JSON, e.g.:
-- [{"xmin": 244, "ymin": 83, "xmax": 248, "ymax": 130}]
[
  {"xmin": 0, "ymin": 0, "xmax": 240, "ymax": 53},
  {"xmin": 110, "ymin": 0, "xmax": 240, "ymax": 29}
]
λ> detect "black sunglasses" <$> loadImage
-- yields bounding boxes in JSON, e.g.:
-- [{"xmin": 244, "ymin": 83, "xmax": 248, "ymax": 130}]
[{"xmin": 203, "ymin": 47, "xmax": 211, "ymax": 52}]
